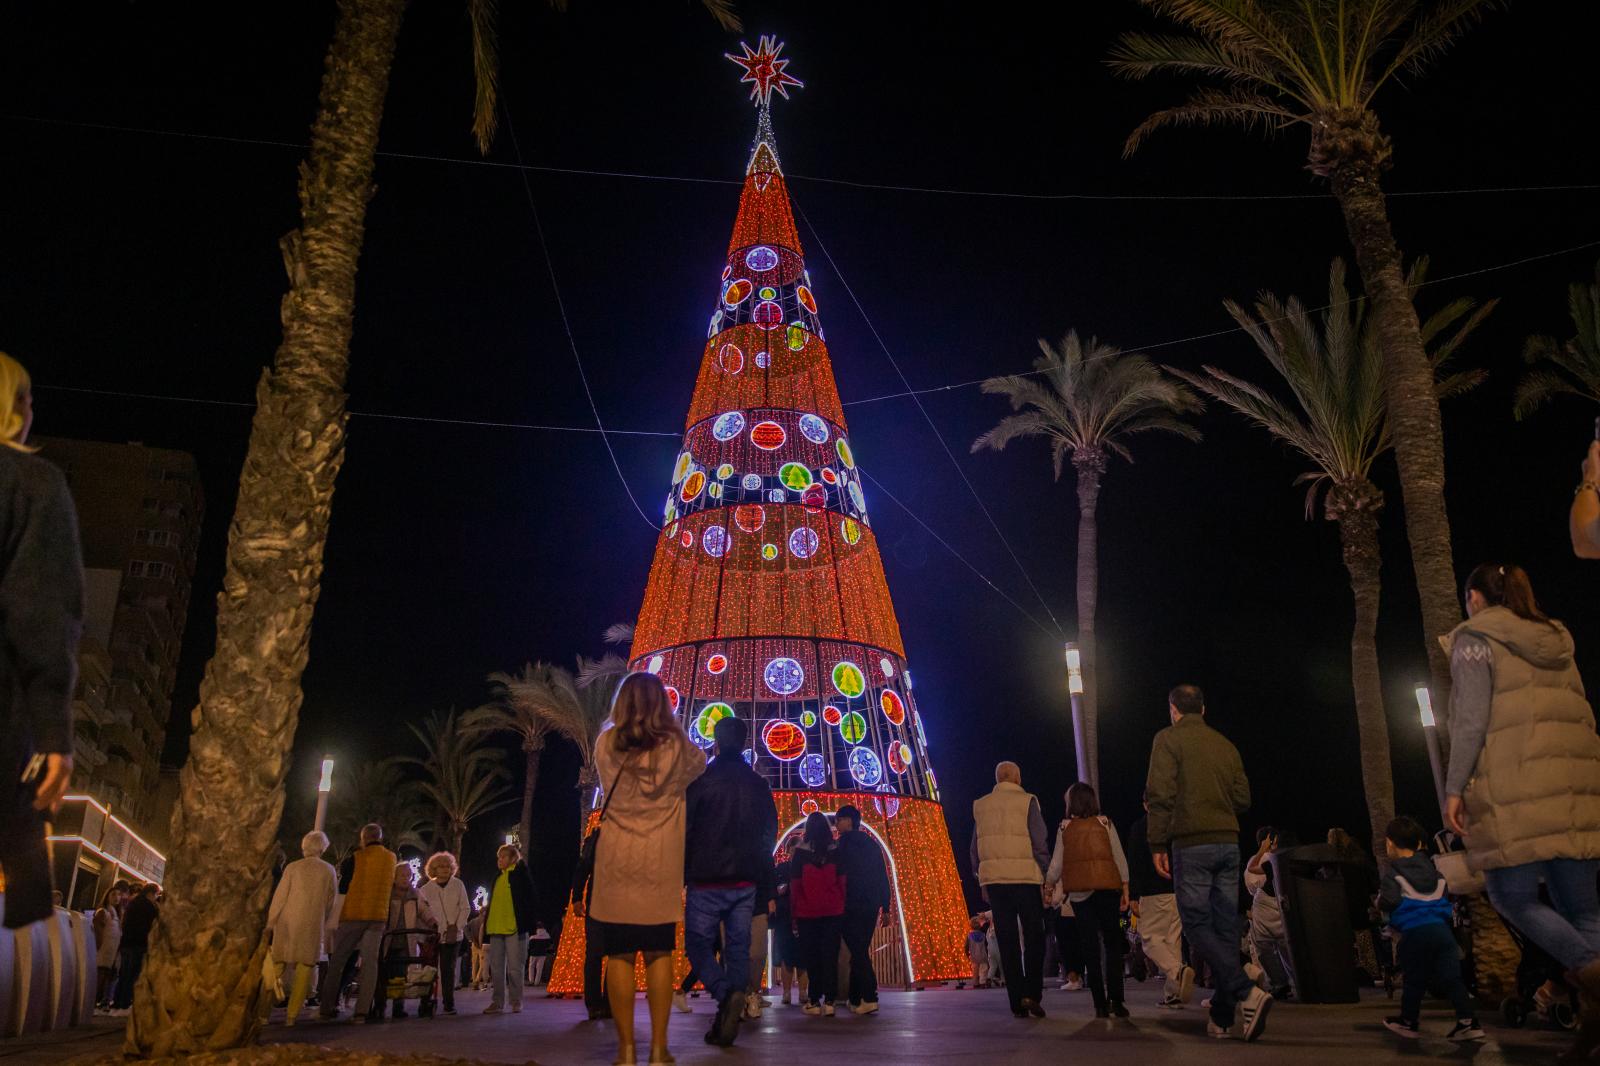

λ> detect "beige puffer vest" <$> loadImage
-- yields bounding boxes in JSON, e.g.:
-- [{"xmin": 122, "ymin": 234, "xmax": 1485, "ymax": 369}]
[
  {"xmin": 973, "ymin": 782, "xmax": 1043, "ymax": 886},
  {"xmin": 1448, "ymin": 607, "xmax": 1600, "ymax": 872}
]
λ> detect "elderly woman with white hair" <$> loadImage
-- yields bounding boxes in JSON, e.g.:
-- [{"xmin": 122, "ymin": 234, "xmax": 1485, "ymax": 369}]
[
  {"xmin": 418, "ymin": 851, "xmax": 470, "ymax": 1015},
  {"xmin": 267, "ymin": 830, "xmax": 339, "ymax": 1025}
]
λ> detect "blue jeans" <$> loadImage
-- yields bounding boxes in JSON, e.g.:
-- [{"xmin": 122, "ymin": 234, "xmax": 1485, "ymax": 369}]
[
  {"xmin": 685, "ymin": 885, "xmax": 756, "ymax": 1005},
  {"xmin": 1485, "ymin": 859, "xmax": 1600, "ymax": 972},
  {"xmin": 1173, "ymin": 844, "xmax": 1254, "ymax": 1024}
]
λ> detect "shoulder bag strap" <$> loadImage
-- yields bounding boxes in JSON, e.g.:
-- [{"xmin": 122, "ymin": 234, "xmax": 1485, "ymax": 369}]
[{"xmin": 595, "ymin": 752, "xmax": 633, "ymax": 826}]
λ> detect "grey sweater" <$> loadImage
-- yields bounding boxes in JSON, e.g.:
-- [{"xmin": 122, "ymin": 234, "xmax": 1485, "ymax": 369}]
[
  {"xmin": 1, "ymin": 450, "xmax": 84, "ymax": 755},
  {"xmin": 1446, "ymin": 633, "xmax": 1492, "ymax": 798}
]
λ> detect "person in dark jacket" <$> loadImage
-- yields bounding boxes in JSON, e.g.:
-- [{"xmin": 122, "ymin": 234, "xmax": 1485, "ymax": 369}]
[
  {"xmin": 683, "ymin": 715, "xmax": 777, "ymax": 1047},
  {"xmin": 834, "ymin": 804, "xmax": 891, "ymax": 1015},
  {"xmin": 483, "ymin": 843, "xmax": 539, "ymax": 1014},
  {"xmin": 770, "ymin": 838, "xmax": 806, "ymax": 1005},
  {"xmin": 111, "ymin": 883, "xmax": 160, "ymax": 1013},
  {"xmin": 0, "ymin": 353, "xmax": 84, "ymax": 932},
  {"xmin": 1146, "ymin": 683, "xmax": 1272, "ymax": 1041},
  {"xmin": 1378, "ymin": 817, "xmax": 1484, "ymax": 1042}
]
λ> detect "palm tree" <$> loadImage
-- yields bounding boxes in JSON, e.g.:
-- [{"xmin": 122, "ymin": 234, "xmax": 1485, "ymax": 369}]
[
  {"xmin": 131, "ymin": 2, "xmax": 738, "ymax": 1053},
  {"xmin": 1172, "ymin": 259, "xmax": 1491, "ymax": 864},
  {"xmin": 1514, "ymin": 261, "xmax": 1600, "ymax": 417},
  {"xmin": 401, "ymin": 709, "xmax": 514, "ymax": 857},
  {"xmin": 972, "ymin": 333, "xmax": 1201, "ymax": 788},
  {"xmin": 465, "ymin": 662, "xmax": 588, "ymax": 855},
  {"xmin": 571, "ymin": 622, "xmax": 635, "ymax": 797},
  {"xmin": 325, "ymin": 757, "xmax": 433, "ymax": 863},
  {"xmin": 1108, "ymin": 0, "xmax": 1498, "ymax": 725}
]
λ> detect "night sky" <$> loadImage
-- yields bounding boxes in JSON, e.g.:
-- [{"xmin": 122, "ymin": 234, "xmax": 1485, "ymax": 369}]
[{"xmin": 5, "ymin": 3, "xmax": 1600, "ymax": 897}]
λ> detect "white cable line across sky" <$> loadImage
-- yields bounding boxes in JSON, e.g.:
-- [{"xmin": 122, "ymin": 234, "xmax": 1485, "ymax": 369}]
[
  {"xmin": 798, "ymin": 205, "xmax": 1067, "ymax": 637},
  {"xmin": 9, "ymin": 112, "xmax": 1600, "ymax": 203},
  {"xmin": 501, "ymin": 105, "xmax": 661, "ymax": 531}
]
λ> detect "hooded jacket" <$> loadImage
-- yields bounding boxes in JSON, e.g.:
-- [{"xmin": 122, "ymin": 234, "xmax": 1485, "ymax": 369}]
[
  {"xmin": 1378, "ymin": 853, "xmax": 1453, "ymax": 932},
  {"xmin": 1446, "ymin": 606, "xmax": 1600, "ymax": 872}
]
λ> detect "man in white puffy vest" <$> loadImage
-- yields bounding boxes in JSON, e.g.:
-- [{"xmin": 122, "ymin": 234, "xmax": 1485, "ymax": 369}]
[{"xmin": 970, "ymin": 761, "xmax": 1050, "ymax": 1019}]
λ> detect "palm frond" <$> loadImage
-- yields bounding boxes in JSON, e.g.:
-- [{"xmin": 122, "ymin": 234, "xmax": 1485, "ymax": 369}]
[
  {"xmin": 1123, "ymin": 86, "xmax": 1300, "ymax": 157},
  {"xmin": 1515, "ymin": 263, "xmax": 1600, "ymax": 420},
  {"xmin": 697, "ymin": 0, "xmax": 742, "ymax": 31},
  {"xmin": 602, "ymin": 622, "xmax": 635, "ymax": 648},
  {"xmin": 467, "ymin": 0, "xmax": 500, "ymax": 154},
  {"xmin": 1378, "ymin": 0, "xmax": 1499, "ymax": 90}
]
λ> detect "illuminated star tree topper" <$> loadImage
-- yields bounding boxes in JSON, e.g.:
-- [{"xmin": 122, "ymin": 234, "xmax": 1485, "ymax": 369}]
[{"xmin": 726, "ymin": 35, "xmax": 804, "ymax": 108}]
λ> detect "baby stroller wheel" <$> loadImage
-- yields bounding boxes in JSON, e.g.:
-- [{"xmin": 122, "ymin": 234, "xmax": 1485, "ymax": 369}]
[
  {"xmin": 1501, "ymin": 997, "xmax": 1527, "ymax": 1028},
  {"xmin": 1552, "ymin": 1000, "xmax": 1578, "ymax": 1031}
]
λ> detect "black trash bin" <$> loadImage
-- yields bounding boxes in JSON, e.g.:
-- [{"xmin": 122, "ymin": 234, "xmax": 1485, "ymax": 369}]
[{"xmin": 1268, "ymin": 843, "xmax": 1361, "ymax": 1003}]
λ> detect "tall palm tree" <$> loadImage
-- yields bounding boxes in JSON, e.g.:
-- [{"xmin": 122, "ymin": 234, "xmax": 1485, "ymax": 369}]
[
  {"xmin": 1172, "ymin": 259, "xmax": 1491, "ymax": 863},
  {"xmin": 1514, "ymin": 261, "xmax": 1600, "ymax": 417},
  {"xmin": 1107, "ymin": 0, "xmax": 1498, "ymax": 726},
  {"xmin": 132, "ymin": 2, "xmax": 738, "ymax": 1053},
  {"xmin": 325, "ymin": 757, "xmax": 433, "ymax": 863},
  {"xmin": 571, "ymin": 622, "xmax": 635, "ymax": 797},
  {"xmin": 465, "ymin": 662, "xmax": 587, "ymax": 855},
  {"xmin": 401, "ymin": 709, "xmax": 514, "ymax": 857},
  {"xmin": 973, "ymin": 333, "xmax": 1201, "ymax": 788}
]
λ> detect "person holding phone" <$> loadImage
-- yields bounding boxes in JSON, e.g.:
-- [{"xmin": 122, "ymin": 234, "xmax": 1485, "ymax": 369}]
[{"xmin": 0, "ymin": 352, "xmax": 84, "ymax": 931}]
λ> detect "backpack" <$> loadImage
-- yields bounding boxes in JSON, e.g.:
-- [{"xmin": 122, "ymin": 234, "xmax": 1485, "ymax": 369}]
[{"xmin": 793, "ymin": 855, "xmax": 847, "ymax": 918}]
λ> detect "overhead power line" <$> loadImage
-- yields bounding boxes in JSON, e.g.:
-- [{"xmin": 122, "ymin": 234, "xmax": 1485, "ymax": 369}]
[{"xmin": 7, "ymin": 112, "xmax": 1600, "ymax": 203}]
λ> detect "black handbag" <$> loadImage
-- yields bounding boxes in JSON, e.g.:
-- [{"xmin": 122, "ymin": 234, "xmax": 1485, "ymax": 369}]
[{"xmin": 572, "ymin": 757, "xmax": 630, "ymax": 905}]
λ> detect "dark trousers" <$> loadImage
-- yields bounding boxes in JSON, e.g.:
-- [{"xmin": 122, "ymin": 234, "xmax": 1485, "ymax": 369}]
[
  {"xmin": 1397, "ymin": 922, "xmax": 1475, "ymax": 1022},
  {"xmin": 1072, "ymin": 890, "xmax": 1125, "ymax": 1010},
  {"xmin": 583, "ymin": 917, "xmax": 607, "ymax": 1011},
  {"xmin": 796, "ymin": 916, "xmax": 843, "ymax": 1005},
  {"xmin": 112, "ymin": 946, "xmax": 146, "ymax": 1009},
  {"xmin": 437, "ymin": 941, "xmax": 458, "ymax": 1010},
  {"xmin": 841, "ymin": 909, "xmax": 880, "ymax": 1005},
  {"xmin": 987, "ymin": 882, "xmax": 1045, "ymax": 1012},
  {"xmin": 0, "ymin": 743, "xmax": 52, "ymax": 930}
]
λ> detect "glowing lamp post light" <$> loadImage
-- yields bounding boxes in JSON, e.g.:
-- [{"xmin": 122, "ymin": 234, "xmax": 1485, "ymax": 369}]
[
  {"xmin": 1065, "ymin": 642, "xmax": 1091, "ymax": 788},
  {"xmin": 313, "ymin": 756, "xmax": 334, "ymax": 833},
  {"xmin": 1416, "ymin": 686, "xmax": 1448, "ymax": 822}
]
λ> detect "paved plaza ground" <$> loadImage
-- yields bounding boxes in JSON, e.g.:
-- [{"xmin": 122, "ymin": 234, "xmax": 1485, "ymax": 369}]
[{"xmin": 2, "ymin": 981, "xmax": 1580, "ymax": 1065}]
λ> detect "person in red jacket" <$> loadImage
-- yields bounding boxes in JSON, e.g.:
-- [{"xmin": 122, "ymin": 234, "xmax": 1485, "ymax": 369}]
[{"xmin": 789, "ymin": 811, "xmax": 846, "ymax": 1016}]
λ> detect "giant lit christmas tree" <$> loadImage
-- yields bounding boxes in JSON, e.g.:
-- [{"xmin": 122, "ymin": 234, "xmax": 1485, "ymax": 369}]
[{"xmin": 550, "ymin": 38, "xmax": 968, "ymax": 990}]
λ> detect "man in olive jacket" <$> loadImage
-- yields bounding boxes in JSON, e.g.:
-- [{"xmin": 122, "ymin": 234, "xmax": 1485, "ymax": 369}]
[{"xmin": 1145, "ymin": 684, "xmax": 1272, "ymax": 1041}]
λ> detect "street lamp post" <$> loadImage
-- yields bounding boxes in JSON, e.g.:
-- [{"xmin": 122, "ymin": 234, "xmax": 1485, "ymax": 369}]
[
  {"xmin": 1065, "ymin": 643, "xmax": 1090, "ymax": 787},
  {"xmin": 1415, "ymin": 687, "xmax": 1448, "ymax": 823},
  {"xmin": 313, "ymin": 756, "xmax": 334, "ymax": 834}
]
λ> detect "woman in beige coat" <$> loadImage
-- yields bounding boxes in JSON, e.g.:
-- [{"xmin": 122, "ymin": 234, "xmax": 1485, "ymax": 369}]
[
  {"xmin": 267, "ymin": 831, "xmax": 339, "ymax": 1025},
  {"xmin": 1444, "ymin": 563, "xmax": 1600, "ymax": 1054},
  {"xmin": 586, "ymin": 671, "xmax": 704, "ymax": 1066}
]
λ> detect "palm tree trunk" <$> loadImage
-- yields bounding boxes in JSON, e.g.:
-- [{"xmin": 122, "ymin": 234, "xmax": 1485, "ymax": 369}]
[
  {"xmin": 521, "ymin": 738, "xmax": 543, "ymax": 854},
  {"xmin": 1333, "ymin": 491, "xmax": 1396, "ymax": 867},
  {"xmin": 1073, "ymin": 450, "xmax": 1105, "ymax": 791},
  {"xmin": 1322, "ymin": 117, "xmax": 1459, "ymax": 738},
  {"xmin": 126, "ymin": 0, "xmax": 406, "ymax": 1054}
]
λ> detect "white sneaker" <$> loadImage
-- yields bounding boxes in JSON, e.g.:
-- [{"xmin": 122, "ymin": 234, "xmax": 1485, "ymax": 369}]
[
  {"xmin": 822, "ymin": 1002, "xmax": 835, "ymax": 1016},
  {"xmin": 1063, "ymin": 976, "xmax": 1083, "ymax": 991},
  {"xmin": 1206, "ymin": 1019, "xmax": 1234, "ymax": 1039},
  {"xmin": 1239, "ymin": 987, "xmax": 1273, "ymax": 1042},
  {"xmin": 802, "ymin": 1002, "xmax": 821, "ymax": 1016},
  {"xmin": 672, "ymin": 992, "xmax": 691, "ymax": 1014},
  {"xmin": 851, "ymin": 1001, "xmax": 879, "ymax": 1015},
  {"xmin": 1177, "ymin": 965, "xmax": 1196, "ymax": 1004}
]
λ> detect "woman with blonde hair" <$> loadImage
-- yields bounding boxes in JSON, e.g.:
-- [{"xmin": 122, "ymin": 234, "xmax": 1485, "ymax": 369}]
[
  {"xmin": 0, "ymin": 352, "xmax": 85, "ymax": 930},
  {"xmin": 418, "ymin": 851, "xmax": 469, "ymax": 1015},
  {"xmin": 586, "ymin": 671, "xmax": 703, "ymax": 1066},
  {"xmin": 266, "ymin": 830, "xmax": 339, "ymax": 1025}
]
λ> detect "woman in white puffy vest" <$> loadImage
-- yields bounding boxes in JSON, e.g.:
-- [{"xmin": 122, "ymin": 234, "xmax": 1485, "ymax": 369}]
[{"xmin": 1444, "ymin": 563, "xmax": 1600, "ymax": 1055}]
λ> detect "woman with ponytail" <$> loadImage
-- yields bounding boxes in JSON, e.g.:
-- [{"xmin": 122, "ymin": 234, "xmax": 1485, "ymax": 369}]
[
  {"xmin": 0, "ymin": 352, "xmax": 86, "ymax": 929},
  {"xmin": 1444, "ymin": 563, "xmax": 1600, "ymax": 1053}
]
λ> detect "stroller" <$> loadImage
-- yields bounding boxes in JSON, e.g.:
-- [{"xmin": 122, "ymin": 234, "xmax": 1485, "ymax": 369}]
[
  {"xmin": 369, "ymin": 926, "xmax": 440, "ymax": 1020},
  {"xmin": 1499, "ymin": 921, "xmax": 1579, "ymax": 1031}
]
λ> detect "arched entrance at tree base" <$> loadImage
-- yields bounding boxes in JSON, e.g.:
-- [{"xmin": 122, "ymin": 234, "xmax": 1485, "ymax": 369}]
[{"xmin": 546, "ymin": 790, "xmax": 969, "ymax": 994}]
